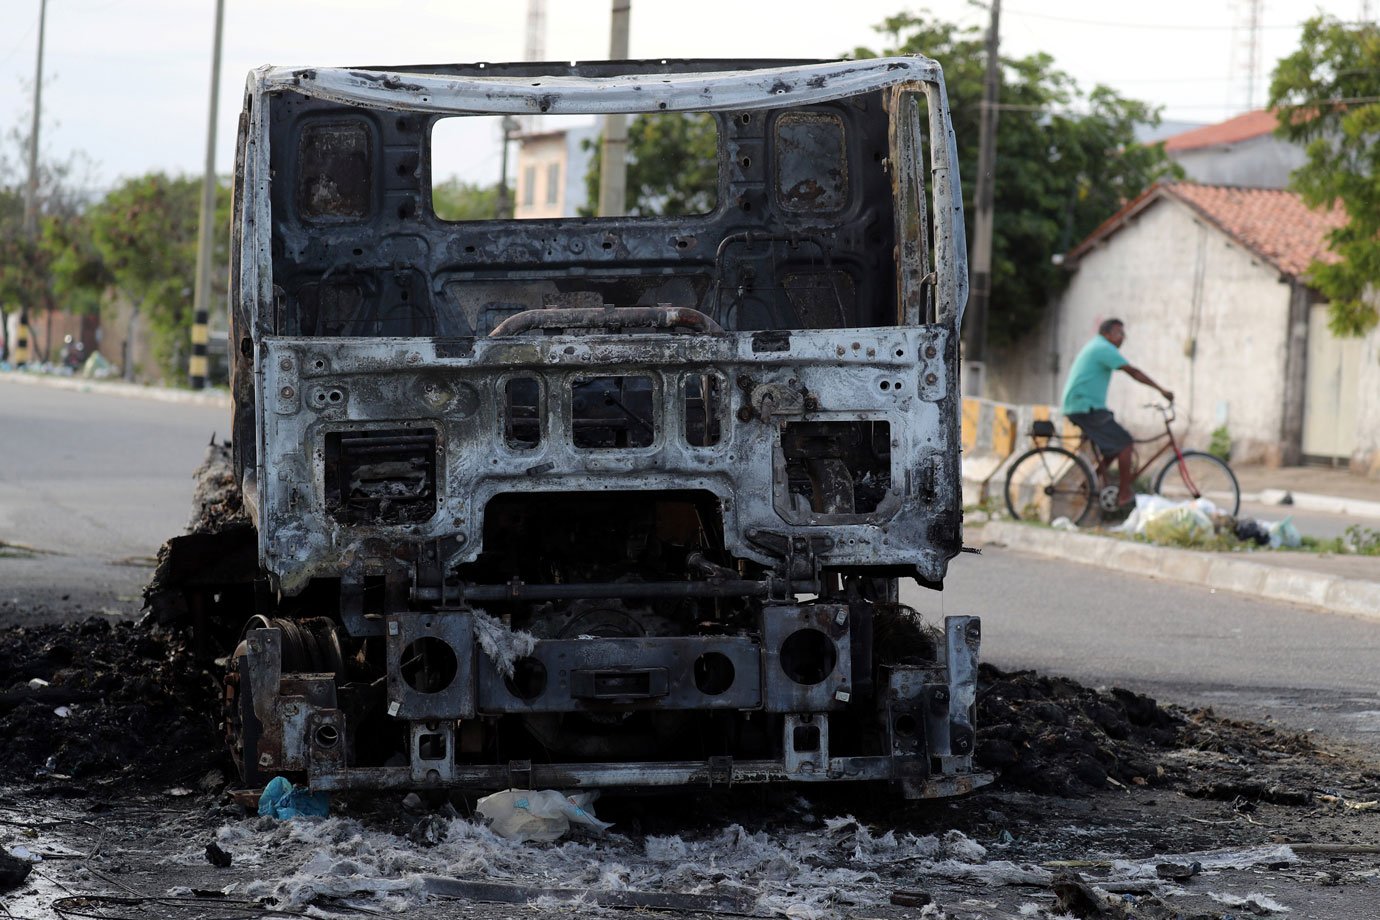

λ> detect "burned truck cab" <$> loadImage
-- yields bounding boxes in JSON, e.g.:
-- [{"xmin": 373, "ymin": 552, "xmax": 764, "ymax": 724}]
[{"xmin": 225, "ymin": 57, "xmax": 987, "ymax": 798}]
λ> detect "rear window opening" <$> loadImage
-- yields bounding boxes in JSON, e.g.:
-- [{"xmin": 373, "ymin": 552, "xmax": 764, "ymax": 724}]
[
  {"xmin": 683, "ymin": 374, "xmax": 723, "ymax": 447},
  {"xmin": 503, "ymin": 377, "xmax": 542, "ymax": 450},
  {"xmin": 779, "ymin": 421, "xmax": 892, "ymax": 516},
  {"xmin": 430, "ymin": 113, "xmax": 719, "ymax": 221},
  {"xmin": 323, "ymin": 427, "xmax": 439, "ymax": 524},
  {"xmin": 572, "ymin": 376, "xmax": 655, "ymax": 449}
]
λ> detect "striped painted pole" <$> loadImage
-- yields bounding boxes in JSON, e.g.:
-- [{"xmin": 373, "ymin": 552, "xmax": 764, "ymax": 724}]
[
  {"xmin": 13, "ymin": 312, "xmax": 31, "ymax": 365},
  {"xmin": 189, "ymin": 309, "xmax": 209, "ymax": 387}
]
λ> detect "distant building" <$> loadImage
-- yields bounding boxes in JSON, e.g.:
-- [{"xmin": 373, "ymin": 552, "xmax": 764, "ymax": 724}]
[
  {"xmin": 989, "ymin": 181, "xmax": 1379, "ymax": 473},
  {"xmin": 513, "ymin": 124, "xmax": 599, "ymax": 219},
  {"xmin": 1160, "ymin": 110, "xmax": 1305, "ymax": 189}
]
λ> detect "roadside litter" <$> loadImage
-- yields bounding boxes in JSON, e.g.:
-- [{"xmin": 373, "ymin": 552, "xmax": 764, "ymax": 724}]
[
  {"xmin": 1112, "ymin": 495, "xmax": 1301, "ymax": 549},
  {"xmin": 257, "ymin": 776, "xmax": 330, "ymax": 820},
  {"xmin": 474, "ymin": 789, "xmax": 612, "ymax": 842}
]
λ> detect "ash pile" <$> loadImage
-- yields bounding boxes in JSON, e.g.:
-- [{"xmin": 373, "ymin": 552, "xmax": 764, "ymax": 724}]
[{"xmin": 0, "ymin": 617, "xmax": 222, "ymax": 785}]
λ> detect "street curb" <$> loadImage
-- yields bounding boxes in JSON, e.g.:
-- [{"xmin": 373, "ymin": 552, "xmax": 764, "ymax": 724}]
[
  {"xmin": 1253, "ymin": 488, "xmax": 1380, "ymax": 520},
  {"xmin": 981, "ymin": 520, "xmax": 1380, "ymax": 623},
  {"xmin": 0, "ymin": 370, "xmax": 230, "ymax": 409}
]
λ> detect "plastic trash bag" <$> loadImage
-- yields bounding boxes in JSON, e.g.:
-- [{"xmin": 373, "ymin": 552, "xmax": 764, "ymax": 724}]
[
  {"xmin": 1268, "ymin": 516, "xmax": 1302, "ymax": 549},
  {"xmin": 475, "ymin": 789, "xmax": 612, "ymax": 843},
  {"xmin": 257, "ymin": 776, "xmax": 330, "ymax": 819},
  {"xmin": 1050, "ymin": 516, "xmax": 1078, "ymax": 532},
  {"xmin": 1116, "ymin": 494, "xmax": 1176, "ymax": 534},
  {"xmin": 1142, "ymin": 504, "xmax": 1215, "ymax": 546}
]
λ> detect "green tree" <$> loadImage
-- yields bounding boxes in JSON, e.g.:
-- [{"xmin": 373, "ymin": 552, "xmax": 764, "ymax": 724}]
[
  {"xmin": 0, "ymin": 115, "xmax": 94, "ymax": 360},
  {"xmin": 41, "ymin": 211, "xmax": 111, "ymax": 318},
  {"xmin": 1269, "ymin": 15, "xmax": 1380, "ymax": 336},
  {"xmin": 433, "ymin": 178, "xmax": 511, "ymax": 220},
  {"xmin": 87, "ymin": 173, "xmax": 201, "ymax": 381},
  {"xmin": 856, "ymin": 14, "xmax": 1179, "ymax": 344},
  {"xmin": 582, "ymin": 113, "xmax": 718, "ymax": 217}
]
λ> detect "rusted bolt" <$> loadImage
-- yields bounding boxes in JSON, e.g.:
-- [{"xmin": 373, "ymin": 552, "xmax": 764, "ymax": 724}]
[
  {"xmin": 924, "ymin": 345, "xmax": 938, "ymax": 359},
  {"xmin": 258, "ymin": 753, "xmax": 274, "ymax": 767},
  {"xmin": 955, "ymin": 737, "xmax": 971, "ymax": 753},
  {"xmin": 925, "ymin": 373, "xmax": 938, "ymax": 385},
  {"xmin": 737, "ymin": 406, "xmax": 754, "ymax": 422},
  {"xmin": 835, "ymin": 345, "xmax": 846, "ymax": 357},
  {"xmin": 851, "ymin": 342, "xmax": 860, "ymax": 351},
  {"xmin": 803, "ymin": 395, "xmax": 819, "ymax": 410},
  {"xmin": 279, "ymin": 385, "xmax": 295, "ymax": 399},
  {"xmin": 736, "ymin": 374, "xmax": 753, "ymax": 390},
  {"xmin": 866, "ymin": 347, "xmax": 876, "ymax": 357},
  {"xmin": 279, "ymin": 356, "xmax": 294, "ymax": 371}
]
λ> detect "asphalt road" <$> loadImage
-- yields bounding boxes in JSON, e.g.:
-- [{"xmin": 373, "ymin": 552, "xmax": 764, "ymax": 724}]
[
  {"xmin": 2, "ymin": 379, "xmax": 1377, "ymax": 753},
  {"xmin": 905, "ymin": 545, "xmax": 1380, "ymax": 751},
  {"xmin": 0, "ymin": 380, "xmax": 226, "ymax": 616}
]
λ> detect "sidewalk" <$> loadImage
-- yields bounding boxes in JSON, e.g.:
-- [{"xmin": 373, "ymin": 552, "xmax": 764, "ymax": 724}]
[
  {"xmin": 0, "ymin": 369, "xmax": 230, "ymax": 408},
  {"xmin": 978, "ymin": 519, "xmax": 1380, "ymax": 623},
  {"xmin": 1233, "ymin": 462, "xmax": 1380, "ymax": 517}
]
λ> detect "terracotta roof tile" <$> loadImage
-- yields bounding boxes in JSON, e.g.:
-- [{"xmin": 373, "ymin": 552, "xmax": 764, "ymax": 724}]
[
  {"xmin": 1065, "ymin": 182, "xmax": 1345, "ymax": 278},
  {"xmin": 1167, "ymin": 183, "xmax": 1345, "ymax": 277},
  {"xmin": 1161, "ymin": 109, "xmax": 1279, "ymax": 152}
]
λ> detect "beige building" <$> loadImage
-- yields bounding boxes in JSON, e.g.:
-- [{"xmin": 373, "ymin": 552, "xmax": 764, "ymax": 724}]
[
  {"xmin": 988, "ymin": 181, "xmax": 1379, "ymax": 476},
  {"xmin": 513, "ymin": 124, "xmax": 598, "ymax": 219}
]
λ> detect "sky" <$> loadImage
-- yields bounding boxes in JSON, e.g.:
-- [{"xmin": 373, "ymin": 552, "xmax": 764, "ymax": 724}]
[{"xmin": 0, "ymin": 0, "xmax": 1370, "ymax": 196}]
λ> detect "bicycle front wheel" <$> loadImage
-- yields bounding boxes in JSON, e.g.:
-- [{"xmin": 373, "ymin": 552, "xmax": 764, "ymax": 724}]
[
  {"xmin": 1003, "ymin": 446, "xmax": 1098, "ymax": 526},
  {"xmin": 1154, "ymin": 450, "xmax": 1240, "ymax": 516}
]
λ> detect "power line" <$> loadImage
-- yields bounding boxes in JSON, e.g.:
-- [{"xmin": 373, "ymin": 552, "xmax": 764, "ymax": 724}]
[{"xmin": 1004, "ymin": 7, "xmax": 1339, "ymax": 30}]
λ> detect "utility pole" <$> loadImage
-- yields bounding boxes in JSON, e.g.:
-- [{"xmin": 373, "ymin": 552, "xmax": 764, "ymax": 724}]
[
  {"xmin": 15, "ymin": 0, "xmax": 48, "ymax": 366},
  {"xmin": 22, "ymin": 0, "xmax": 47, "ymax": 239},
  {"xmin": 496, "ymin": 116, "xmax": 518, "ymax": 218},
  {"xmin": 190, "ymin": 0, "xmax": 225, "ymax": 389},
  {"xmin": 597, "ymin": 0, "xmax": 631, "ymax": 217},
  {"xmin": 963, "ymin": 0, "xmax": 1000, "ymax": 398}
]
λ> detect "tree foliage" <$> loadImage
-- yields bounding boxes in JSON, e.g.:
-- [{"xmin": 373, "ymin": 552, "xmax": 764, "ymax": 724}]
[
  {"xmin": 433, "ymin": 178, "xmax": 511, "ymax": 221},
  {"xmin": 856, "ymin": 14, "xmax": 1179, "ymax": 344},
  {"xmin": 582, "ymin": 113, "xmax": 718, "ymax": 217},
  {"xmin": 1269, "ymin": 15, "xmax": 1380, "ymax": 336},
  {"xmin": 85, "ymin": 173, "xmax": 230, "ymax": 381},
  {"xmin": 0, "ymin": 117, "xmax": 94, "ymax": 359}
]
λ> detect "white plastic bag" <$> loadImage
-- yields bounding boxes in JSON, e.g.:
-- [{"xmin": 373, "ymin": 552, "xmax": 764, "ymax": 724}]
[
  {"xmin": 475, "ymin": 789, "xmax": 612, "ymax": 842},
  {"xmin": 1268, "ymin": 516, "xmax": 1302, "ymax": 549}
]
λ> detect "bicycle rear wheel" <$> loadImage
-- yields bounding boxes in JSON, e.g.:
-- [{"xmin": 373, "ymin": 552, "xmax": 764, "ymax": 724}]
[
  {"xmin": 1154, "ymin": 450, "xmax": 1240, "ymax": 516},
  {"xmin": 1003, "ymin": 446, "xmax": 1098, "ymax": 526}
]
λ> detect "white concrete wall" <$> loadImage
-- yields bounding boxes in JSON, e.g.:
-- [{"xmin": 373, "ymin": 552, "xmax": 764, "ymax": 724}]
[
  {"xmin": 989, "ymin": 198, "xmax": 1296, "ymax": 461},
  {"xmin": 1353, "ymin": 322, "xmax": 1380, "ymax": 476},
  {"xmin": 1169, "ymin": 135, "xmax": 1307, "ymax": 190}
]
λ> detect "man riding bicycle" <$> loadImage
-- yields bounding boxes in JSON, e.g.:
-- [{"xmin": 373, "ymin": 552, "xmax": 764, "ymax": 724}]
[{"xmin": 1061, "ymin": 319, "xmax": 1174, "ymax": 509}]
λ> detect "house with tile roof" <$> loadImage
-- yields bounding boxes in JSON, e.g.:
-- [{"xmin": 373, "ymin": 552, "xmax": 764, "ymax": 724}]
[
  {"xmin": 987, "ymin": 181, "xmax": 1380, "ymax": 474},
  {"xmin": 1160, "ymin": 109, "xmax": 1306, "ymax": 189}
]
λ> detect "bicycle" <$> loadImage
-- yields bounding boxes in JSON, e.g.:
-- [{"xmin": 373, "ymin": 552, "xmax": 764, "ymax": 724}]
[{"xmin": 1003, "ymin": 403, "xmax": 1240, "ymax": 526}]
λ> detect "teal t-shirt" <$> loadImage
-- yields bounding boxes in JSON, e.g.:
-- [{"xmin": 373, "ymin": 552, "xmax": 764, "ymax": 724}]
[{"xmin": 1061, "ymin": 335, "xmax": 1128, "ymax": 414}]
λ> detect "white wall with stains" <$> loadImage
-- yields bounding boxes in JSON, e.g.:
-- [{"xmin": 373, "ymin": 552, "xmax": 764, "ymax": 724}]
[{"xmin": 989, "ymin": 198, "xmax": 1296, "ymax": 462}]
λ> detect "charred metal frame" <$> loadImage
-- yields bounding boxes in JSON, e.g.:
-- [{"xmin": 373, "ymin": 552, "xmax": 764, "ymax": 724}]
[{"xmin": 227, "ymin": 57, "xmax": 985, "ymax": 798}]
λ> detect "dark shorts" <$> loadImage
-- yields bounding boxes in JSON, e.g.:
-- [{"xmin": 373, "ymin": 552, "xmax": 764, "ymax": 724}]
[{"xmin": 1066, "ymin": 409, "xmax": 1132, "ymax": 457}]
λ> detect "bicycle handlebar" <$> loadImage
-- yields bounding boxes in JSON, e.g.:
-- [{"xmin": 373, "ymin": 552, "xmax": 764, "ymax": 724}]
[{"xmin": 1142, "ymin": 402, "xmax": 1177, "ymax": 423}]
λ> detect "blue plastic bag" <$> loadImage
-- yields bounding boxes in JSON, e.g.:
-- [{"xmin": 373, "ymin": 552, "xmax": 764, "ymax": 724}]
[{"xmin": 257, "ymin": 776, "xmax": 330, "ymax": 819}]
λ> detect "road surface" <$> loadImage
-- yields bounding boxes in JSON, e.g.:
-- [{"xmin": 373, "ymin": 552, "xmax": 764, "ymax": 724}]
[
  {"xmin": 906, "ymin": 543, "xmax": 1380, "ymax": 751},
  {"xmin": 0, "ymin": 379, "xmax": 226, "ymax": 617}
]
